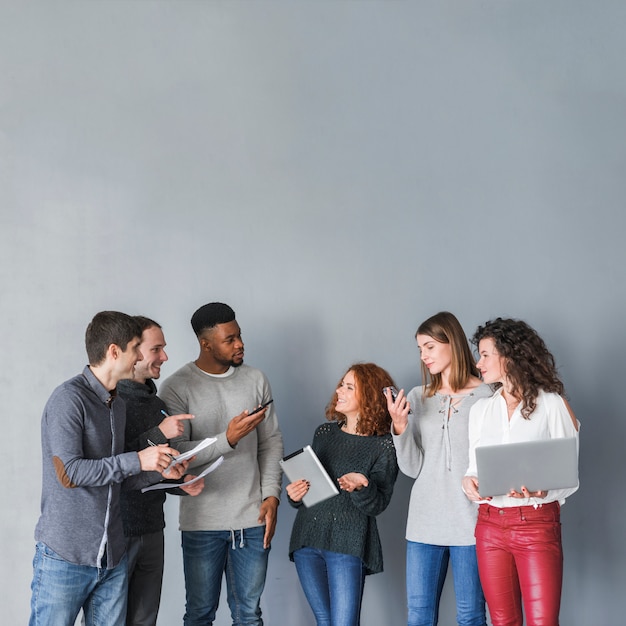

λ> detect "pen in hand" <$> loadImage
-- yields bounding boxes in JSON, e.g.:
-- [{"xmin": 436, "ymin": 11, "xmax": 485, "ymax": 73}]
[
  {"xmin": 147, "ymin": 439, "xmax": 177, "ymax": 462},
  {"xmin": 159, "ymin": 408, "xmax": 191, "ymax": 438}
]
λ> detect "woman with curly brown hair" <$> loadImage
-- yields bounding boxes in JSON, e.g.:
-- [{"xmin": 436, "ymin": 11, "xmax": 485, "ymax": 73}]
[
  {"xmin": 462, "ymin": 318, "xmax": 579, "ymax": 626},
  {"xmin": 287, "ymin": 363, "xmax": 399, "ymax": 626}
]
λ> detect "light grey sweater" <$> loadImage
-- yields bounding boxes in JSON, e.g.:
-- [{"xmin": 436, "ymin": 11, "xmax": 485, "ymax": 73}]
[
  {"xmin": 392, "ymin": 384, "xmax": 492, "ymax": 546},
  {"xmin": 159, "ymin": 363, "xmax": 283, "ymax": 531}
]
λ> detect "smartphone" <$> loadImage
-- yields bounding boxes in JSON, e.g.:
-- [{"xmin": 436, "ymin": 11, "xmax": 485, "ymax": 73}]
[
  {"xmin": 383, "ymin": 386, "xmax": 412, "ymax": 413},
  {"xmin": 383, "ymin": 386, "xmax": 399, "ymax": 401},
  {"xmin": 248, "ymin": 398, "xmax": 274, "ymax": 416}
]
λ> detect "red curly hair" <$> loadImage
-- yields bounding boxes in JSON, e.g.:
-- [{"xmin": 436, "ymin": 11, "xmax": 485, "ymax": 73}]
[{"xmin": 325, "ymin": 362, "xmax": 396, "ymax": 436}]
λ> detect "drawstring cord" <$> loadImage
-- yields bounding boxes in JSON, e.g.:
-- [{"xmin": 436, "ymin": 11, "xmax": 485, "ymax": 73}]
[
  {"xmin": 438, "ymin": 392, "xmax": 474, "ymax": 472},
  {"xmin": 229, "ymin": 528, "xmax": 245, "ymax": 550}
]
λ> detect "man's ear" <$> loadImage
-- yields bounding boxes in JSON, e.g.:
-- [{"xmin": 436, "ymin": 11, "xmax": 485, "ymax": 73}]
[
  {"xmin": 108, "ymin": 343, "xmax": 121, "ymax": 360},
  {"xmin": 199, "ymin": 336, "xmax": 212, "ymax": 354}
]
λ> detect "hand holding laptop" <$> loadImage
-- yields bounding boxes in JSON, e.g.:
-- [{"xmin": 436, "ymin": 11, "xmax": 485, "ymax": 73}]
[
  {"xmin": 506, "ymin": 486, "xmax": 547, "ymax": 499},
  {"xmin": 462, "ymin": 475, "xmax": 486, "ymax": 501},
  {"xmin": 463, "ymin": 475, "xmax": 548, "ymax": 501},
  {"xmin": 469, "ymin": 437, "xmax": 578, "ymax": 499}
]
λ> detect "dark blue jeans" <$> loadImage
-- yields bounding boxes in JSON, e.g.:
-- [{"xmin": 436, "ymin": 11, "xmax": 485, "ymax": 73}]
[
  {"xmin": 406, "ymin": 541, "xmax": 486, "ymax": 626},
  {"xmin": 181, "ymin": 527, "xmax": 269, "ymax": 626},
  {"xmin": 293, "ymin": 547, "xmax": 366, "ymax": 626},
  {"xmin": 29, "ymin": 542, "xmax": 128, "ymax": 626}
]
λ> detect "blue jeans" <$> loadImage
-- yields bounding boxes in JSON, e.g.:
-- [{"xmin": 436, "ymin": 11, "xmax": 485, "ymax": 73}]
[
  {"xmin": 29, "ymin": 542, "xmax": 128, "ymax": 626},
  {"xmin": 181, "ymin": 526, "xmax": 269, "ymax": 626},
  {"xmin": 293, "ymin": 547, "xmax": 366, "ymax": 626},
  {"xmin": 406, "ymin": 541, "xmax": 486, "ymax": 626}
]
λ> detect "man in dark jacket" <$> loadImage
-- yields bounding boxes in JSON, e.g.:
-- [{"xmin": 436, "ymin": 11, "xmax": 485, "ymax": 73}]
[{"xmin": 119, "ymin": 316, "xmax": 204, "ymax": 626}]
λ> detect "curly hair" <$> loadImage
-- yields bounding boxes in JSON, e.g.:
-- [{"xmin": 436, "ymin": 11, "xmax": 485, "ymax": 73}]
[
  {"xmin": 416, "ymin": 311, "xmax": 479, "ymax": 397},
  {"xmin": 472, "ymin": 318, "xmax": 564, "ymax": 419},
  {"xmin": 325, "ymin": 362, "xmax": 395, "ymax": 436}
]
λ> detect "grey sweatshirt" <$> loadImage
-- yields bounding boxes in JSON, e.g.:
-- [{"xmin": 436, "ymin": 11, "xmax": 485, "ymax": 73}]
[{"xmin": 160, "ymin": 363, "xmax": 283, "ymax": 531}]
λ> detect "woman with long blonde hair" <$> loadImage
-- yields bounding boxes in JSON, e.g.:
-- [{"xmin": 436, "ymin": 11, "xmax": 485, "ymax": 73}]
[{"xmin": 387, "ymin": 311, "xmax": 490, "ymax": 626}]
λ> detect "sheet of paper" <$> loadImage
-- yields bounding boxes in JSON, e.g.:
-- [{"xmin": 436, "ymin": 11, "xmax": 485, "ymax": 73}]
[
  {"xmin": 170, "ymin": 437, "xmax": 217, "ymax": 466},
  {"xmin": 141, "ymin": 455, "xmax": 224, "ymax": 493}
]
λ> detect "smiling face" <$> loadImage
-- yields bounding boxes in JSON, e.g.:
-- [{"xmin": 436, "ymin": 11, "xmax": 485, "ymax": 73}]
[
  {"xmin": 417, "ymin": 334, "xmax": 453, "ymax": 377},
  {"xmin": 335, "ymin": 370, "xmax": 360, "ymax": 420},
  {"xmin": 133, "ymin": 325, "xmax": 168, "ymax": 384},
  {"xmin": 116, "ymin": 337, "xmax": 143, "ymax": 381},
  {"xmin": 476, "ymin": 337, "xmax": 507, "ymax": 385}
]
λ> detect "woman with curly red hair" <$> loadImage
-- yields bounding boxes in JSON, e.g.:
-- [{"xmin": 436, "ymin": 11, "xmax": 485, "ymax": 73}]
[
  {"xmin": 462, "ymin": 318, "xmax": 580, "ymax": 626},
  {"xmin": 287, "ymin": 363, "xmax": 399, "ymax": 626}
]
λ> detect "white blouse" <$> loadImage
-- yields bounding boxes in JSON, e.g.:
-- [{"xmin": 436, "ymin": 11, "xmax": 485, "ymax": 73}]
[{"xmin": 466, "ymin": 388, "xmax": 580, "ymax": 507}]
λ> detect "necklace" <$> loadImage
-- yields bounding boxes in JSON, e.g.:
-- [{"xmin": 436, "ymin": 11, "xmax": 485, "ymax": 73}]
[
  {"xmin": 341, "ymin": 423, "xmax": 357, "ymax": 435},
  {"xmin": 501, "ymin": 389, "xmax": 521, "ymax": 417},
  {"xmin": 341, "ymin": 416, "xmax": 365, "ymax": 435}
]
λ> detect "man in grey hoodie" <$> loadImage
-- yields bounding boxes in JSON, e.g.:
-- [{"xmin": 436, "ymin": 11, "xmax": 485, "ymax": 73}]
[{"xmin": 29, "ymin": 311, "xmax": 186, "ymax": 626}]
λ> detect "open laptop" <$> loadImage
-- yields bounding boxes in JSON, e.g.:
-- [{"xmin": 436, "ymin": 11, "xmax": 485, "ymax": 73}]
[{"xmin": 475, "ymin": 437, "xmax": 578, "ymax": 498}]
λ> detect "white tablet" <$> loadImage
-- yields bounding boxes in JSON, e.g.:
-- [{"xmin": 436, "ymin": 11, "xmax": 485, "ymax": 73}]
[
  {"xmin": 476, "ymin": 437, "xmax": 578, "ymax": 497},
  {"xmin": 280, "ymin": 445, "xmax": 339, "ymax": 507}
]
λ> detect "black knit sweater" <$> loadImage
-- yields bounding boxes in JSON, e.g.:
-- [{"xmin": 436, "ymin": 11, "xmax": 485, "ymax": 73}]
[
  {"xmin": 119, "ymin": 378, "xmax": 184, "ymax": 537},
  {"xmin": 288, "ymin": 422, "xmax": 398, "ymax": 575}
]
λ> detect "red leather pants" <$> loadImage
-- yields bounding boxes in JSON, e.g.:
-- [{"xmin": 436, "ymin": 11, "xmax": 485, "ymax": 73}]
[{"xmin": 475, "ymin": 502, "xmax": 563, "ymax": 626}]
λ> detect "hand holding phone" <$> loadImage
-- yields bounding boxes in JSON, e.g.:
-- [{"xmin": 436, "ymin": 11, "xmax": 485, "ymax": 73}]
[
  {"xmin": 384, "ymin": 386, "xmax": 399, "ymax": 402},
  {"xmin": 227, "ymin": 400, "xmax": 275, "ymax": 447},
  {"xmin": 248, "ymin": 398, "xmax": 274, "ymax": 416},
  {"xmin": 383, "ymin": 386, "xmax": 412, "ymax": 414}
]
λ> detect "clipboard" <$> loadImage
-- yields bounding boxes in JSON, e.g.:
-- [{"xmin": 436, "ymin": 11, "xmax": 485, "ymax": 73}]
[{"xmin": 280, "ymin": 445, "xmax": 339, "ymax": 507}]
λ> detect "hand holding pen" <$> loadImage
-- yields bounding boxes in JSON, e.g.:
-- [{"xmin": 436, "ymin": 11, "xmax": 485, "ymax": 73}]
[
  {"xmin": 147, "ymin": 439, "xmax": 177, "ymax": 462},
  {"xmin": 138, "ymin": 442, "xmax": 180, "ymax": 475},
  {"xmin": 158, "ymin": 409, "xmax": 194, "ymax": 439},
  {"xmin": 147, "ymin": 440, "xmax": 197, "ymax": 479}
]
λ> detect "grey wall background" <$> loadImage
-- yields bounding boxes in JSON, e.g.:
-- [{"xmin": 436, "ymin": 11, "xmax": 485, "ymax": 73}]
[{"xmin": 1, "ymin": 1, "xmax": 624, "ymax": 623}]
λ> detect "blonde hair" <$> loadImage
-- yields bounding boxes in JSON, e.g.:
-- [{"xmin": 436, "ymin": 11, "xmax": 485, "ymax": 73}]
[{"xmin": 416, "ymin": 311, "xmax": 478, "ymax": 397}]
